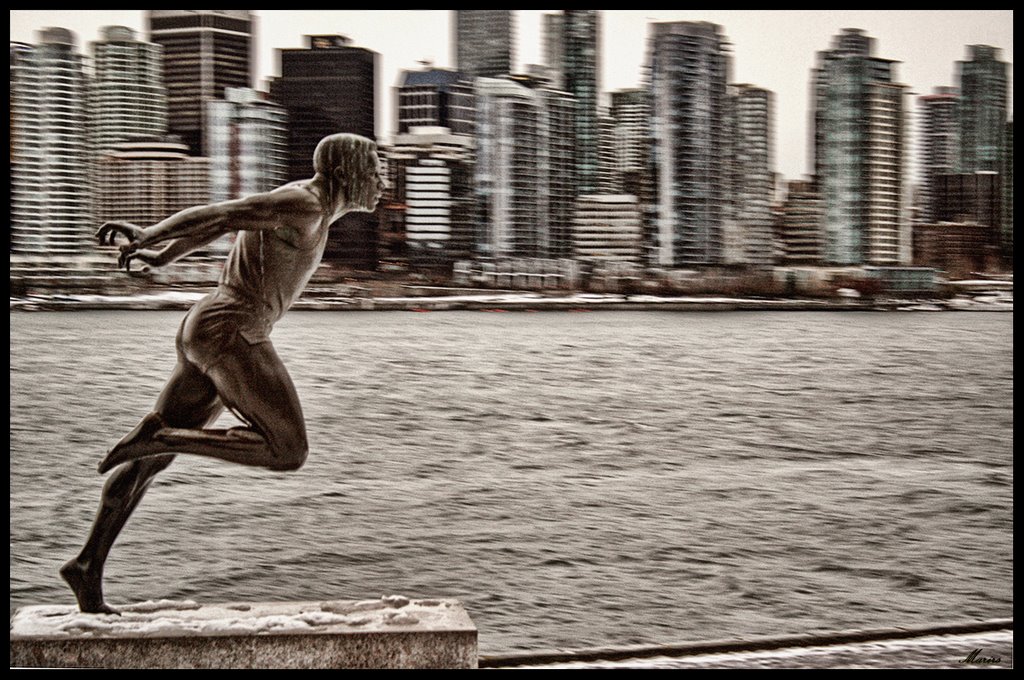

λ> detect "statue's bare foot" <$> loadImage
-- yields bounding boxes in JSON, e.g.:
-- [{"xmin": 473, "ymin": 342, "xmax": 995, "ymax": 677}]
[
  {"xmin": 60, "ymin": 559, "xmax": 120, "ymax": 615},
  {"xmin": 98, "ymin": 412, "xmax": 166, "ymax": 474}
]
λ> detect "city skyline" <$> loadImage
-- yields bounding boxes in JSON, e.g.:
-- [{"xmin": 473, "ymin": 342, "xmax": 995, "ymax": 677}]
[{"xmin": 10, "ymin": 9, "xmax": 1014, "ymax": 182}]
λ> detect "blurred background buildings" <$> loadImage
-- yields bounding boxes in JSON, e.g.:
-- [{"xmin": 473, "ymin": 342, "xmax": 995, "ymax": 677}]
[{"xmin": 8, "ymin": 10, "xmax": 1014, "ymax": 294}]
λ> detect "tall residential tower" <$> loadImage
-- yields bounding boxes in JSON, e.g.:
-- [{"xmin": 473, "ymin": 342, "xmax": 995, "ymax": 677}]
[
  {"xmin": 563, "ymin": 10, "xmax": 601, "ymax": 194},
  {"xmin": 10, "ymin": 29, "xmax": 92, "ymax": 256},
  {"xmin": 918, "ymin": 87, "xmax": 959, "ymax": 223},
  {"xmin": 88, "ymin": 26, "xmax": 166, "ymax": 152},
  {"xmin": 647, "ymin": 21, "xmax": 731, "ymax": 267},
  {"xmin": 725, "ymin": 84, "xmax": 775, "ymax": 266},
  {"xmin": 608, "ymin": 89, "xmax": 650, "ymax": 197},
  {"xmin": 957, "ymin": 45, "xmax": 1009, "ymax": 174},
  {"xmin": 207, "ymin": 87, "xmax": 288, "ymax": 204},
  {"xmin": 811, "ymin": 28, "xmax": 908, "ymax": 265},
  {"xmin": 474, "ymin": 77, "xmax": 575, "ymax": 259}
]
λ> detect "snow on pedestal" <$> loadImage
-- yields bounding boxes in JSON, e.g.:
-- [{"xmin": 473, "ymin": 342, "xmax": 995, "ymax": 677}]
[{"xmin": 10, "ymin": 597, "xmax": 477, "ymax": 669}]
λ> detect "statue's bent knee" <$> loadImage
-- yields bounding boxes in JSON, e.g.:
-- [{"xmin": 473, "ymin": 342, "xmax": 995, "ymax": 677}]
[{"xmin": 269, "ymin": 441, "xmax": 308, "ymax": 472}]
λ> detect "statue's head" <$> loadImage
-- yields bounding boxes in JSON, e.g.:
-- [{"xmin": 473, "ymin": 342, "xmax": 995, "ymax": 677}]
[{"xmin": 313, "ymin": 133, "xmax": 383, "ymax": 214}]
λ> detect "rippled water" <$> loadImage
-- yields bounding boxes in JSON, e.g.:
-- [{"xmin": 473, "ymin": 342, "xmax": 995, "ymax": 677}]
[{"xmin": 9, "ymin": 310, "xmax": 1014, "ymax": 655}]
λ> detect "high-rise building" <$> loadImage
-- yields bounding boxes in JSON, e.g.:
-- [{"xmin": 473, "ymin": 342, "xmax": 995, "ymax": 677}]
[
  {"xmin": 270, "ymin": 34, "xmax": 377, "ymax": 179},
  {"xmin": 542, "ymin": 12, "xmax": 565, "ymax": 89},
  {"xmin": 597, "ymin": 108, "xmax": 617, "ymax": 194},
  {"xmin": 647, "ymin": 21, "xmax": 730, "ymax": 267},
  {"xmin": 573, "ymin": 194, "xmax": 643, "ymax": 264},
  {"xmin": 957, "ymin": 45, "xmax": 1009, "ymax": 173},
  {"xmin": 542, "ymin": 86, "xmax": 579, "ymax": 260},
  {"xmin": 474, "ymin": 77, "xmax": 575, "ymax": 259},
  {"xmin": 396, "ymin": 67, "xmax": 475, "ymax": 136},
  {"xmin": 388, "ymin": 127, "xmax": 476, "ymax": 267},
  {"xmin": 811, "ymin": 28, "xmax": 908, "ymax": 265},
  {"xmin": 10, "ymin": 29, "xmax": 92, "ymax": 257},
  {"xmin": 776, "ymin": 180, "xmax": 824, "ymax": 264},
  {"xmin": 608, "ymin": 89, "xmax": 649, "ymax": 197},
  {"xmin": 724, "ymin": 84, "xmax": 775, "ymax": 266},
  {"xmin": 269, "ymin": 34, "xmax": 379, "ymax": 270},
  {"xmin": 563, "ymin": 10, "xmax": 601, "ymax": 194},
  {"xmin": 88, "ymin": 26, "xmax": 166, "ymax": 153},
  {"xmin": 454, "ymin": 10, "xmax": 514, "ymax": 78},
  {"xmin": 918, "ymin": 87, "xmax": 959, "ymax": 223},
  {"xmin": 147, "ymin": 10, "xmax": 254, "ymax": 156},
  {"xmin": 207, "ymin": 87, "xmax": 288, "ymax": 204},
  {"xmin": 473, "ymin": 78, "xmax": 539, "ymax": 257}
]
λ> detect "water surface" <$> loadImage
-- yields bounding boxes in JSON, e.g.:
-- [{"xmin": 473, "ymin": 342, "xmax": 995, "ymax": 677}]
[{"xmin": 10, "ymin": 311, "xmax": 1013, "ymax": 654}]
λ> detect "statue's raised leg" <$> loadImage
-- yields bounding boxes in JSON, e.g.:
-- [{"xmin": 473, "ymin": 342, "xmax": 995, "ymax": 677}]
[{"xmin": 97, "ymin": 340, "xmax": 308, "ymax": 474}]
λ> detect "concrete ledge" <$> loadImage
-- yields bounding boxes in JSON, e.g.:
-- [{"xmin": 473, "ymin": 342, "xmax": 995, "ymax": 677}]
[{"xmin": 11, "ymin": 597, "xmax": 477, "ymax": 669}]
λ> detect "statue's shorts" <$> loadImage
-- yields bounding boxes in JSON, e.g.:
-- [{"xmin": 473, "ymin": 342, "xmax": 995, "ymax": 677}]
[{"xmin": 177, "ymin": 290, "xmax": 274, "ymax": 373}]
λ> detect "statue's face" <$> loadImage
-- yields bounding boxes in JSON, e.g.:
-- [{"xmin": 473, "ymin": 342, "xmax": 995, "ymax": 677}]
[
  {"xmin": 333, "ymin": 151, "xmax": 384, "ymax": 213},
  {"xmin": 355, "ymin": 156, "xmax": 385, "ymax": 213}
]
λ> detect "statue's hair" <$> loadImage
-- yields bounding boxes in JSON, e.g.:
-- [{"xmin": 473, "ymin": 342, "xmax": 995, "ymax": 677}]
[{"xmin": 312, "ymin": 133, "xmax": 379, "ymax": 212}]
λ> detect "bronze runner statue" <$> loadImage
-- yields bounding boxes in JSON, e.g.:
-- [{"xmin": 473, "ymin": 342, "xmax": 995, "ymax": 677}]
[{"xmin": 61, "ymin": 133, "xmax": 384, "ymax": 614}]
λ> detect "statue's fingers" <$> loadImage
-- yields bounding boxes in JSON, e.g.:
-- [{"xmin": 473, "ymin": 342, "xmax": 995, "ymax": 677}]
[{"xmin": 100, "ymin": 223, "xmax": 121, "ymax": 244}]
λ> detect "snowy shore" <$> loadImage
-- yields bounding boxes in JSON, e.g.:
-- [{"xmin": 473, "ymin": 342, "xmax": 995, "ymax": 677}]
[{"xmin": 9, "ymin": 290, "xmax": 1013, "ymax": 313}]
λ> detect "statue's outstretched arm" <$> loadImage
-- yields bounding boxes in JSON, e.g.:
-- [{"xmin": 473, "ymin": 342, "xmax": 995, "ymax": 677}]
[
  {"xmin": 119, "ymin": 230, "xmax": 224, "ymax": 272},
  {"xmin": 96, "ymin": 201, "xmax": 233, "ymax": 253},
  {"xmin": 96, "ymin": 187, "xmax": 319, "ymax": 269}
]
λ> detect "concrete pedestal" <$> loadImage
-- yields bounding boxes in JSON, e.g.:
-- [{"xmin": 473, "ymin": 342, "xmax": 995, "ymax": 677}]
[{"xmin": 10, "ymin": 597, "xmax": 477, "ymax": 669}]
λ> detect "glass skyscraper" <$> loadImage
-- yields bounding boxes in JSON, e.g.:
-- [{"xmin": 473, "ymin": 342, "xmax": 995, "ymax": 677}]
[
  {"xmin": 542, "ymin": 13, "xmax": 565, "ymax": 89},
  {"xmin": 474, "ymin": 77, "xmax": 575, "ymax": 259},
  {"xmin": 812, "ymin": 28, "xmax": 907, "ymax": 266},
  {"xmin": 647, "ymin": 21, "xmax": 730, "ymax": 267},
  {"xmin": 725, "ymin": 84, "xmax": 775, "ymax": 266},
  {"xmin": 957, "ymin": 45, "xmax": 1009, "ymax": 174},
  {"xmin": 1002, "ymin": 121, "xmax": 1013, "ymax": 258},
  {"xmin": 563, "ymin": 10, "xmax": 601, "ymax": 195}
]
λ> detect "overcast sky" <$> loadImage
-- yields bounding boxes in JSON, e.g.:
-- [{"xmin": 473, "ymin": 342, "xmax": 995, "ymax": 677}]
[{"xmin": 10, "ymin": 10, "xmax": 1014, "ymax": 182}]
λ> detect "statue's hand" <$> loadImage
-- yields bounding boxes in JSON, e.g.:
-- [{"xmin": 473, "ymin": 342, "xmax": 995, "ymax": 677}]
[
  {"xmin": 96, "ymin": 221, "xmax": 145, "ymax": 248},
  {"xmin": 119, "ymin": 247, "xmax": 164, "ymax": 273}
]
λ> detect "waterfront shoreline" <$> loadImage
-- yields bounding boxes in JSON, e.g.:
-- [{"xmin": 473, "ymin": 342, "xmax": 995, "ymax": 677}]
[{"xmin": 9, "ymin": 292, "xmax": 1013, "ymax": 313}]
